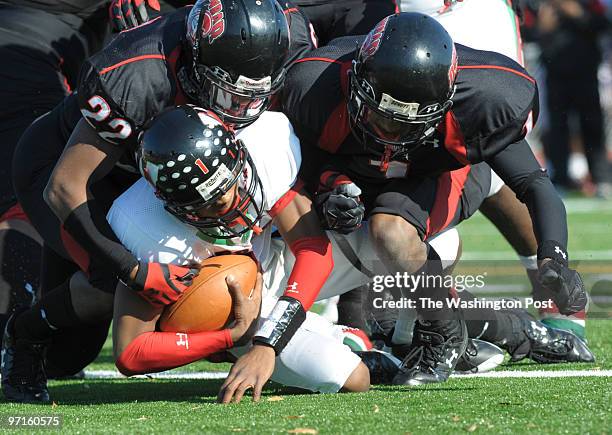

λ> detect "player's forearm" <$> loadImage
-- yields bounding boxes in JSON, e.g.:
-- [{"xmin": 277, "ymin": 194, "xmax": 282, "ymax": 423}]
[
  {"xmin": 489, "ymin": 139, "xmax": 568, "ymax": 252},
  {"xmin": 116, "ymin": 330, "xmax": 233, "ymax": 376},
  {"xmin": 62, "ymin": 201, "xmax": 139, "ymax": 282}
]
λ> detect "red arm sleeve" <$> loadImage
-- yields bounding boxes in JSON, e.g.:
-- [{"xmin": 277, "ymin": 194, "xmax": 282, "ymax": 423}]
[
  {"xmin": 283, "ymin": 236, "xmax": 334, "ymax": 310},
  {"xmin": 116, "ymin": 329, "xmax": 233, "ymax": 376}
]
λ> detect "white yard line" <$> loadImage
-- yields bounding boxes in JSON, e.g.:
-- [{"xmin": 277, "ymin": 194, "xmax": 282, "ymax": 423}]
[
  {"xmin": 83, "ymin": 370, "xmax": 228, "ymax": 380},
  {"xmin": 83, "ymin": 369, "xmax": 612, "ymax": 380},
  {"xmin": 461, "ymin": 250, "xmax": 612, "ymax": 260},
  {"xmin": 451, "ymin": 369, "xmax": 612, "ymax": 379}
]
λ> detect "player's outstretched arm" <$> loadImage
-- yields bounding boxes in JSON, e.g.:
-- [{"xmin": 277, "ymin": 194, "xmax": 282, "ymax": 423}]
[
  {"xmin": 115, "ymin": 275, "xmax": 261, "ymax": 376},
  {"xmin": 488, "ymin": 139, "xmax": 587, "ymax": 315},
  {"xmin": 218, "ymin": 186, "xmax": 333, "ymax": 403}
]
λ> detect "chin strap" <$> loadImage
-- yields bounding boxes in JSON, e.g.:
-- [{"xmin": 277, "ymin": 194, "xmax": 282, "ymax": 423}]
[{"xmin": 380, "ymin": 146, "xmax": 392, "ymax": 173}]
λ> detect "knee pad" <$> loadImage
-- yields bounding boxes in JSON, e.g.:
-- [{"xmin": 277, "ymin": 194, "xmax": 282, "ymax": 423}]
[{"xmin": 0, "ymin": 229, "xmax": 42, "ymax": 314}]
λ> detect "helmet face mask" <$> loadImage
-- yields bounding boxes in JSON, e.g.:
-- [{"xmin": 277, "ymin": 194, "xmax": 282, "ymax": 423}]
[
  {"xmin": 348, "ymin": 13, "xmax": 458, "ymax": 157},
  {"xmin": 164, "ymin": 148, "xmax": 265, "ymax": 240},
  {"xmin": 138, "ymin": 106, "xmax": 266, "ymax": 240},
  {"xmin": 193, "ymin": 64, "xmax": 286, "ymax": 128}
]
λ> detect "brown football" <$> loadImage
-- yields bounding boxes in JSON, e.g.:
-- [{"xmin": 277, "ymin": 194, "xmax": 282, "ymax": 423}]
[{"xmin": 159, "ymin": 254, "xmax": 257, "ymax": 333}]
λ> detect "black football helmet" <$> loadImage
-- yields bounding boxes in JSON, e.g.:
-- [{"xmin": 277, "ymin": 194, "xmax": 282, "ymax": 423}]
[
  {"xmin": 184, "ymin": 0, "xmax": 290, "ymax": 128},
  {"xmin": 348, "ymin": 12, "xmax": 458, "ymax": 157},
  {"xmin": 138, "ymin": 105, "xmax": 265, "ymax": 240}
]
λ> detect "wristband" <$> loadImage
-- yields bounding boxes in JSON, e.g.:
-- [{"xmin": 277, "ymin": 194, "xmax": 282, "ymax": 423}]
[
  {"xmin": 253, "ymin": 296, "xmax": 306, "ymax": 355},
  {"xmin": 537, "ymin": 240, "xmax": 568, "ymax": 267}
]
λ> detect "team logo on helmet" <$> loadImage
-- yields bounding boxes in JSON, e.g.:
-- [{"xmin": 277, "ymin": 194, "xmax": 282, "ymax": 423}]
[
  {"xmin": 201, "ymin": 0, "xmax": 225, "ymax": 44},
  {"xmin": 361, "ymin": 16, "xmax": 389, "ymax": 59},
  {"xmin": 448, "ymin": 44, "xmax": 458, "ymax": 88}
]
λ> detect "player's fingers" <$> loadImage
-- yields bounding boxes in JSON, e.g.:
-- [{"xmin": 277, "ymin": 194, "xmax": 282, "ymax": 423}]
[
  {"xmin": 226, "ymin": 275, "xmax": 245, "ymax": 305},
  {"xmin": 110, "ymin": 1, "xmax": 127, "ymax": 31},
  {"xmin": 122, "ymin": 0, "xmax": 139, "ymax": 29},
  {"xmin": 252, "ymin": 272, "xmax": 263, "ymax": 302},
  {"xmin": 252, "ymin": 379, "xmax": 264, "ymax": 402},
  {"xmin": 218, "ymin": 377, "xmax": 239, "ymax": 403},
  {"xmin": 233, "ymin": 380, "xmax": 255, "ymax": 403},
  {"xmin": 134, "ymin": 0, "xmax": 150, "ymax": 25}
]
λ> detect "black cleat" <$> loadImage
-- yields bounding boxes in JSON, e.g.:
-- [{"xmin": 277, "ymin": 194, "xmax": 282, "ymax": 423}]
[
  {"xmin": 392, "ymin": 318, "xmax": 468, "ymax": 386},
  {"xmin": 497, "ymin": 309, "xmax": 595, "ymax": 364},
  {"xmin": 355, "ymin": 350, "xmax": 401, "ymax": 385},
  {"xmin": 454, "ymin": 339, "xmax": 504, "ymax": 374},
  {"xmin": 1, "ymin": 312, "xmax": 50, "ymax": 403}
]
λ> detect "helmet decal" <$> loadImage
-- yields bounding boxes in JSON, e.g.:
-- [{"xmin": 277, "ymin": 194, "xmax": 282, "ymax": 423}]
[
  {"xmin": 202, "ymin": 0, "xmax": 225, "ymax": 44},
  {"xmin": 195, "ymin": 163, "xmax": 232, "ymax": 200},
  {"xmin": 361, "ymin": 16, "xmax": 390, "ymax": 59},
  {"xmin": 194, "ymin": 158, "xmax": 210, "ymax": 174},
  {"xmin": 448, "ymin": 44, "xmax": 458, "ymax": 89},
  {"xmin": 379, "ymin": 94, "xmax": 419, "ymax": 118}
]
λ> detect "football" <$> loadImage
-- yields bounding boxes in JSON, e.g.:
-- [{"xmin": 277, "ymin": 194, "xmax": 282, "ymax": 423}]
[{"xmin": 159, "ymin": 254, "xmax": 258, "ymax": 333}]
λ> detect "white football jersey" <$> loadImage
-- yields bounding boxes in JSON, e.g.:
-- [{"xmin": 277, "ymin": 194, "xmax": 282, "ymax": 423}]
[
  {"xmin": 107, "ymin": 111, "xmax": 301, "ymax": 270},
  {"xmin": 402, "ymin": 0, "xmax": 523, "ymax": 63}
]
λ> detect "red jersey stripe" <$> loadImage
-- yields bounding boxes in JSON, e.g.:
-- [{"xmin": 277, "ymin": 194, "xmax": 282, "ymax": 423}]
[
  {"xmin": 100, "ymin": 54, "xmax": 166, "ymax": 75},
  {"xmin": 458, "ymin": 65, "xmax": 535, "ymax": 84}
]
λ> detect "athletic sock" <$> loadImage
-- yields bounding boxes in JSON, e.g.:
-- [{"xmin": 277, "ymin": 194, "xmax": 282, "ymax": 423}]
[
  {"xmin": 338, "ymin": 288, "xmax": 367, "ymax": 331},
  {"xmin": 413, "ymin": 245, "xmax": 454, "ymax": 321},
  {"xmin": 14, "ymin": 279, "xmax": 80, "ymax": 340},
  {"xmin": 116, "ymin": 330, "xmax": 233, "ymax": 376},
  {"xmin": 457, "ymin": 290, "xmax": 509, "ymax": 342}
]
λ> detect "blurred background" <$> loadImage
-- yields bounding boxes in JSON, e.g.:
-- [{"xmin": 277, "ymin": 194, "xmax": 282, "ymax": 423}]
[{"xmin": 502, "ymin": 0, "xmax": 612, "ymax": 198}]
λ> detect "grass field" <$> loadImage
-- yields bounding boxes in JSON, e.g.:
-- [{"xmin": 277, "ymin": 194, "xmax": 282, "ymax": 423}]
[{"xmin": 1, "ymin": 198, "xmax": 611, "ymax": 434}]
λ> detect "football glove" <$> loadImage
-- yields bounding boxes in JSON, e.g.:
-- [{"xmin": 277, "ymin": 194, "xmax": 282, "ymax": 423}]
[
  {"xmin": 538, "ymin": 260, "xmax": 588, "ymax": 315},
  {"xmin": 109, "ymin": 0, "xmax": 160, "ymax": 32},
  {"xmin": 314, "ymin": 171, "xmax": 365, "ymax": 235},
  {"xmin": 128, "ymin": 262, "xmax": 198, "ymax": 307}
]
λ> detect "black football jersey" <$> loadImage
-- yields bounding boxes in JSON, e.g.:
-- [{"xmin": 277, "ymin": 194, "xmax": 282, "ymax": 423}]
[
  {"xmin": 77, "ymin": 7, "xmax": 191, "ymax": 151},
  {"xmin": 280, "ymin": 1, "xmax": 318, "ymax": 66},
  {"xmin": 281, "ymin": 36, "xmax": 539, "ymax": 185},
  {"xmin": 0, "ymin": 0, "xmax": 107, "ymax": 18}
]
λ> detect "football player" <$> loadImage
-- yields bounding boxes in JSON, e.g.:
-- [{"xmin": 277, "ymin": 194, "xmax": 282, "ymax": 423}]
[
  {"xmin": 108, "ymin": 105, "xmax": 374, "ymax": 401},
  {"xmin": 281, "ymin": 13, "xmax": 589, "ymax": 385},
  {"xmin": 399, "ymin": 0, "xmax": 588, "ymax": 340},
  {"xmin": 3, "ymin": 0, "xmax": 292, "ymax": 403},
  {"xmin": 0, "ymin": 0, "xmax": 112, "ymax": 334}
]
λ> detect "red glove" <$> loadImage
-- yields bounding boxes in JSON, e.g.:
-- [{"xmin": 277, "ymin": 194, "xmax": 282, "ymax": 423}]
[
  {"xmin": 109, "ymin": 0, "xmax": 161, "ymax": 32},
  {"xmin": 129, "ymin": 262, "xmax": 198, "ymax": 307}
]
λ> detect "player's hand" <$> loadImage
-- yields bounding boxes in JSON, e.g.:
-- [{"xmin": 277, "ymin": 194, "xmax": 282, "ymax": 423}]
[
  {"xmin": 538, "ymin": 259, "xmax": 588, "ymax": 315},
  {"xmin": 129, "ymin": 262, "xmax": 199, "ymax": 307},
  {"xmin": 227, "ymin": 272, "xmax": 263, "ymax": 346},
  {"xmin": 109, "ymin": 0, "xmax": 161, "ymax": 32},
  {"xmin": 217, "ymin": 344, "xmax": 275, "ymax": 403},
  {"xmin": 315, "ymin": 171, "xmax": 365, "ymax": 234}
]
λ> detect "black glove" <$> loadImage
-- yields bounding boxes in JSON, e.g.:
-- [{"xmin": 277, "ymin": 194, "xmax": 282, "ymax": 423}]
[
  {"xmin": 109, "ymin": 0, "xmax": 160, "ymax": 32},
  {"xmin": 314, "ymin": 171, "xmax": 365, "ymax": 235},
  {"xmin": 538, "ymin": 260, "xmax": 588, "ymax": 315}
]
